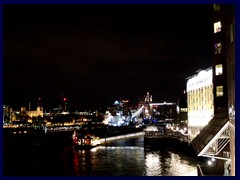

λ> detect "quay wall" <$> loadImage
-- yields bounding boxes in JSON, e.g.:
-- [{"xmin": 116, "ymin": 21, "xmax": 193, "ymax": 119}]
[{"xmin": 144, "ymin": 136, "xmax": 198, "ymax": 159}]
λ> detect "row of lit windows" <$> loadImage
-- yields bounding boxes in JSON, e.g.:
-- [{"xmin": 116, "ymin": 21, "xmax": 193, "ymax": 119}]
[
  {"xmin": 214, "ymin": 20, "xmax": 235, "ymax": 53},
  {"xmin": 187, "ymin": 85, "xmax": 213, "ymax": 111},
  {"xmin": 213, "ymin": 20, "xmax": 222, "ymax": 57},
  {"xmin": 187, "ymin": 85, "xmax": 224, "ymax": 110},
  {"xmin": 213, "ymin": 9, "xmax": 224, "ymax": 98}
]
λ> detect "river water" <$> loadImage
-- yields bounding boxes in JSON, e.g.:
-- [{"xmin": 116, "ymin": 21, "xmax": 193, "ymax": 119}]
[{"xmin": 3, "ymin": 133, "xmax": 201, "ymax": 176}]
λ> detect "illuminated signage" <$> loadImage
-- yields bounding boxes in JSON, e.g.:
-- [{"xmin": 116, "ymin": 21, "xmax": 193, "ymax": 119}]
[{"xmin": 187, "ymin": 69, "xmax": 212, "ymax": 92}]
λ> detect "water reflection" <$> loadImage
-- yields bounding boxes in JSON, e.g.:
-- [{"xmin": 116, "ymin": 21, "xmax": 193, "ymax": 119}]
[
  {"xmin": 168, "ymin": 153, "xmax": 198, "ymax": 176},
  {"xmin": 145, "ymin": 152, "xmax": 161, "ymax": 176},
  {"xmin": 73, "ymin": 137, "xmax": 198, "ymax": 176},
  {"xmin": 4, "ymin": 133, "xmax": 200, "ymax": 176}
]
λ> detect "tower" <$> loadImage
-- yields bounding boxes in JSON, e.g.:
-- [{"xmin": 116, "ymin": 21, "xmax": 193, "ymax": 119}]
[{"xmin": 143, "ymin": 92, "xmax": 152, "ymax": 119}]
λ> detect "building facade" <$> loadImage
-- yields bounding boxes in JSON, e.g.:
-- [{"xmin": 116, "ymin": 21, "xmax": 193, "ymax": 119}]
[
  {"xmin": 212, "ymin": 4, "xmax": 235, "ymax": 176},
  {"xmin": 189, "ymin": 5, "xmax": 235, "ymax": 176},
  {"xmin": 186, "ymin": 68, "xmax": 214, "ymax": 141},
  {"xmin": 26, "ymin": 106, "xmax": 43, "ymax": 118}
]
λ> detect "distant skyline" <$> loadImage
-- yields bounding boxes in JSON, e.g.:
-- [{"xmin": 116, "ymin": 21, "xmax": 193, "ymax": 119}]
[{"xmin": 4, "ymin": 4, "xmax": 213, "ymax": 111}]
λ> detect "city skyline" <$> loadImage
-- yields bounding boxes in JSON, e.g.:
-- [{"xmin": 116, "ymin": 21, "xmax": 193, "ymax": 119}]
[{"xmin": 4, "ymin": 4, "xmax": 212, "ymax": 111}]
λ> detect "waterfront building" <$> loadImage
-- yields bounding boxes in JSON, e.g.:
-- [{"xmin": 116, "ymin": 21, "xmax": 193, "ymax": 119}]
[
  {"xmin": 190, "ymin": 4, "xmax": 235, "ymax": 176},
  {"xmin": 186, "ymin": 68, "xmax": 213, "ymax": 141},
  {"xmin": 26, "ymin": 105, "xmax": 43, "ymax": 118},
  {"xmin": 3, "ymin": 105, "xmax": 13, "ymax": 124},
  {"xmin": 218, "ymin": 5, "xmax": 235, "ymax": 176},
  {"xmin": 224, "ymin": 5, "xmax": 235, "ymax": 176}
]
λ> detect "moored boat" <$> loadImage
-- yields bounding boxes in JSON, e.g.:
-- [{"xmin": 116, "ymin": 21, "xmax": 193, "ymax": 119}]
[{"xmin": 72, "ymin": 131, "xmax": 100, "ymax": 149}]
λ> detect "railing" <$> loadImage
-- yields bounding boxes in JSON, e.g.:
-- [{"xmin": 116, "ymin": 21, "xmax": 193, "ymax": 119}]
[
  {"xmin": 197, "ymin": 165, "xmax": 204, "ymax": 176},
  {"xmin": 144, "ymin": 125, "xmax": 189, "ymax": 143}
]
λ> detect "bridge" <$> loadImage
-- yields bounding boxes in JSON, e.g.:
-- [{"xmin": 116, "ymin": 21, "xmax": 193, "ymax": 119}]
[{"xmin": 103, "ymin": 92, "xmax": 232, "ymax": 175}]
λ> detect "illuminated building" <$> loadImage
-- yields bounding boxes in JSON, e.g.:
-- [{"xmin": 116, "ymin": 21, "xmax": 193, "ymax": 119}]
[
  {"xmin": 190, "ymin": 5, "xmax": 235, "ymax": 176},
  {"xmin": 143, "ymin": 91, "xmax": 152, "ymax": 119},
  {"xmin": 105, "ymin": 100, "xmax": 144, "ymax": 126},
  {"xmin": 208, "ymin": 4, "xmax": 235, "ymax": 175},
  {"xmin": 224, "ymin": 5, "xmax": 235, "ymax": 176},
  {"xmin": 24, "ymin": 99, "xmax": 44, "ymax": 118},
  {"xmin": 25, "ymin": 106, "xmax": 43, "ymax": 118},
  {"xmin": 3, "ymin": 105, "xmax": 13, "ymax": 124},
  {"xmin": 186, "ymin": 68, "xmax": 213, "ymax": 141},
  {"xmin": 212, "ymin": 5, "xmax": 228, "ymax": 114}
]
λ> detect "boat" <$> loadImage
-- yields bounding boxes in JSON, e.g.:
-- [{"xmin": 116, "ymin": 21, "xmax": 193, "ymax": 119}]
[{"xmin": 72, "ymin": 131, "xmax": 100, "ymax": 149}]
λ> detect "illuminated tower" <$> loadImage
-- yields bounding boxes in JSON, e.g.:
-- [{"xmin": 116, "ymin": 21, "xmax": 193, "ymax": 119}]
[
  {"xmin": 63, "ymin": 97, "xmax": 67, "ymax": 112},
  {"xmin": 143, "ymin": 92, "xmax": 152, "ymax": 119},
  {"xmin": 144, "ymin": 91, "xmax": 152, "ymax": 103},
  {"xmin": 38, "ymin": 97, "xmax": 43, "ymax": 111}
]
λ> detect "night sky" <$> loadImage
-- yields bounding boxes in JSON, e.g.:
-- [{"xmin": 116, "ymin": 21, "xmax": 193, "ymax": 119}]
[{"xmin": 4, "ymin": 4, "xmax": 213, "ymax": 111}]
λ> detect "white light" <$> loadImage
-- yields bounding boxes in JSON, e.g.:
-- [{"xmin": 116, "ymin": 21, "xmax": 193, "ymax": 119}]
[
  {"xmin": 176, "ymin": 105, "xmax": 180, "ymax": 114},
  {"xmin": 214, "ymin": 21, "xmax": 222, "ymax": 33},
  {"xmin": 145, "ymin": 153, "xmax": 161, "ymax": 176},
  {"xmin": 208, "ymin": 160, "xmax": 213, "ymax": 166},
  {"xmin": 145, "ymin": 126, "xmax": 158, "ymax": 132},
  {"xmin": 187, "ymin": 69, "xmax": 212, "ymax": 92},
  {"xmin": 188, "ymin": 110, "xmax": 213, "ymax": 127},
  {"xmin": 95, "ymin": 132, "xmax": 145, "ymax": 145}
]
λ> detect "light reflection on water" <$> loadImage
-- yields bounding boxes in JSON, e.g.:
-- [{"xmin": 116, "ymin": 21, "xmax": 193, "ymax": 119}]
[
  {"xmin": 4, "ymin": 135, "xmax": 199, "ymax": 176},
  {"xmin": 73, "ymin": 138, "xmax": 198, "ymax": 176}
]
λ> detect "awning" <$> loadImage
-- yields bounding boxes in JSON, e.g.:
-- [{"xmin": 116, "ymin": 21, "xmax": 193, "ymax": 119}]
[{"xmin": 191, "ymin": 107, "xmax": 230, "ymax": 160}]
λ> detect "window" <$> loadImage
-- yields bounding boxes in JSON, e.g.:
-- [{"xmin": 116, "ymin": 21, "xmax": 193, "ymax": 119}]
[
  {"xmin": 216, "ymin": 86, "xmax": 224, "ymax": 97},
  {"xmin": 214, "ymin": 21, "xmax": 222, "ymax": 33},
  {"xmin": 213, "ymin": 4, "xmax": 220, "ymax": 12},
  {"xmin": 215, "ymin": 64, "xmax": 223, "ymax": 75},
  {"xmin": 180, "ymin": 108, "xmax": 187, "ymax": 112},
  {"xmin": 214, "ymin": 43, "xmax": 222, "ymax": 54}
]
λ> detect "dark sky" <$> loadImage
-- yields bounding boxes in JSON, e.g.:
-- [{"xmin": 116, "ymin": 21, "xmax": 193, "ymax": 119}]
[{"xmin": 4, "ymin": 4, "xmax": 213, "ymax": 111}]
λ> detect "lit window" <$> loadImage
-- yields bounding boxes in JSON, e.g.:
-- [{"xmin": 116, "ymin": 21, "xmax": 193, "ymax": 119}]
[
  {"xmin": 214, "ymin": 43, "xmax": 222, "ymax": 54},
  {"xmin": 213, "ymin": 4, "xmax": 220, "ymax": 12},
  {"xmin": 216, "ymin": 86, "xmax": 224, "ymax": 97},
  {"xmin": 215, "ymin": 64, "xmax": 223, "ymax": 75},
  {"xmin": 180, "ymin": 108, "xmax": 187, "ymax": 112},
  {"xmin": 214, "ymin": 21, "xmax": 222, "ymax": 33}
]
